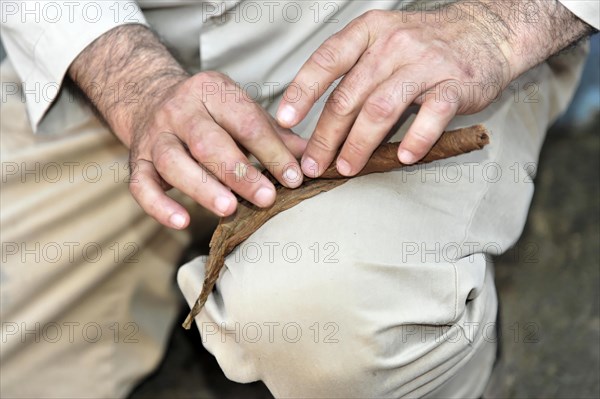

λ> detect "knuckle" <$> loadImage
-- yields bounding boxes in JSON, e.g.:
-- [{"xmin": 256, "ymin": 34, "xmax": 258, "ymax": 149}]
[
  {"xmin": 189, "ymin": 138, "xmax": 211, "ymax": 160},
  {"xmin": 431, "ymin": 99, "xmax": 455, "ymax": 116},
  {"xmin": 421, "ymin": 49, "xmax": 446, "ymax": 66},
  {"xmin": 183, "ymin": 118, "xmax": 202, "ymax": 135},
  {"xmin": 154, "ymin": 146, "xmax": 179, "ymax": 170},
  {"xmin": 190, "ymin": 130, "xmax": 222, "ymax": 160},
  {"xmin": 327, "ymin": 87, "xmax": 357, "ymax": 118},
  {"xmin": 387, "ymin": 29, "xmax": 414, "ymax": 47},
  {"xmin": 424, "ymin": 98, "xmax": 455, "ymax": 117},
  {"xmin": 237, "ymin": 112, "xmax": 266, "ymax": 141},
  {"xmin": 128, "ymin": 180, "xmax": 142, "ymax": 197},
  {"xmin": 345, "ymin": 138, "xmax": 369, "ymax": 156},
  {"xmin": 410, "ymin": 130, "xmax": 434, "ymax": 146},
  {"xmin": 310, "ymin": 133, "xmax": 336, "ymax": 153},
  {"xmin": 311, "ymin": 44, "xmax": 341, "ymax": 73},
  {"xmin": 289, "ymin": 81, "xmax": 312, "ymax": 105},
  {"xmin": 191, "ymin": 71, "xmax": 225, "ymax": 95},
  {"xmin": 364, "ymin": 95, "xmax": 396, "ymax": 121},
  {"xmin": 194, "ymin": 70, "xmax": 223, "ymax": 84},
  {"xmin": 363, "ymin": 9, "xmax": 385, "ymax": 22}
]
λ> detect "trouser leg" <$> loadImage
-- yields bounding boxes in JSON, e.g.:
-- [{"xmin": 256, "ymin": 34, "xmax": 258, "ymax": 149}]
[
  {"xmin": 178, "ymin": 43, "xmax": 588, "ymax": 398},
  {"xmin": 0, "ymin": 59, "xmax": 195, "ymax": 398}
]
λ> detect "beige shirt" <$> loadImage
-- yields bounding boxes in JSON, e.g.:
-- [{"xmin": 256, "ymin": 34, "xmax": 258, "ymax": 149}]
[{"xmin": 1, "ymin": 0, "xmax": 597, "ymax": 133}]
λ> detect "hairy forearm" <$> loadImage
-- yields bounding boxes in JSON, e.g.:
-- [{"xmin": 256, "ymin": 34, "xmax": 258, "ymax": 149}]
[
  {"xmin": 68, "ymin": 24, "xmax": 189, "ymax": 147},
  {"xmin": 460, "ymin": 0, "xmax": 595, "ymax": 82}
]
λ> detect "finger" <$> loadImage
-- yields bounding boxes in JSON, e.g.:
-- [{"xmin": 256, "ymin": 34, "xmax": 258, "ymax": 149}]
[
  {"xmin": 301, "ymin": 52, "xmax": 395, "ymax": 177},
  {"xmin": 335, "ymin": 70, "xmax": 421, "ymax": 176},
  {"xmin": 129, "ymin": 159, "xmax": 191, "ymax": 229},
  {"xmin": 398, "ymin": 90, "xmax": 460, "ymax": 164},
  {"xmin": 272, "ymin": 123, "xmax": 308, "ymax": 159},
  {"xmin": 204, "ymin": 82, "xmax": 303, "ymax": 188},
  {"xmin": 236, "ymin": 111, "xmax": 308, "ymax": 159},
  {"xmin": 150, "ymin": 132, "xmax": 239, "ymax": 217},
  {"xmin": 182, "ymin": 118, "xmax": 279, "ymax": 208},
  {"xmin": 276, "ymin": 19, "xmax": 370, "ymax": 128}
]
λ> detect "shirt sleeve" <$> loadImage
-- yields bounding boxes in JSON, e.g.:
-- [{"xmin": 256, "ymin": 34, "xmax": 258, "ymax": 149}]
[
  {"xmin": 0, "ymin": 1, "xmax": 149, "ymax": 132},
  {"xmin": 558, "ymin": 0, "xmax": 599, "ymax": 30}
]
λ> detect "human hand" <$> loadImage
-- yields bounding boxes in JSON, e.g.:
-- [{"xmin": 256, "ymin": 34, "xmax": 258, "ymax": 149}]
[
  {"xmin": 128, "ymin": 71, "xmax": 306, "ymax": 229},
  {"xmin": 70, "ymin": 25, "xmax": 306, "ymax": 230},
  {"xmin": 276, "ymin": 0, "xmax": 593, "ymax": 177},
  {"xmin": 276, "ymin": 6, "xmax": 510, "ymax": 177}
]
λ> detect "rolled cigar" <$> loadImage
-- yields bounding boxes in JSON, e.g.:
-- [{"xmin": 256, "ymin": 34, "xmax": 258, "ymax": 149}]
[{"xmin": 182, "ymin": 124, "xmax": 489, "ymax": 329}]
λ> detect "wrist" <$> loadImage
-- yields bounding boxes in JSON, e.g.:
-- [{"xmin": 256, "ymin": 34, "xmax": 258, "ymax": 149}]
[
  {"xmin": 114, "ymin": 71, "xmax": 189, "ymax": 146},
  {"xmin": 69, "ymin": 24, "xmax": 189, "ymax": 147},
  {"xmin": 458, "ymin": 0, "xmax": 593, "ymax": 83}
]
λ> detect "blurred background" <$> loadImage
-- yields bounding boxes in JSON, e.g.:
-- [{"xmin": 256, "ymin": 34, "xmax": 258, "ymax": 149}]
[{"xmin": 1, "ymin": 33, "xmax": 598, "ymax": 399}]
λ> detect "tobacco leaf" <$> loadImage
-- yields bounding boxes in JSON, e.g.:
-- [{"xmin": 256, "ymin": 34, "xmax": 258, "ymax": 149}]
[{"xmin": 183, "ymin": 124, "xmax": 489, "ymax": 329}]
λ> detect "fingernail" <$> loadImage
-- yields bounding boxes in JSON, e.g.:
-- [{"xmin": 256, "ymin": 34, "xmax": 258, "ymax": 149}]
[
  {"xmin": 254, "ymin": 187, "xmax": 275, "ymax": 207},
  {"xmin": 215, "ymin": 196, "xmax": 232, "ymax": 215},
  {"xmin": 277, "ymin": 104, "xmax": 297, "ymax": 127},
  {"xmin": 399, "ymin": 149, "xmax": 416, "ymax": 165},
  {"xmin": 301, "ymin": 156, "xmax": 319, "ymax": 178},
  {"xmin": 283, "ymin": 165, "xmax": 302, "ymax": 187},
  {"xmin": 336, "ymin": 158, "xmax": 352, "ymax": 176},
  {"xmin": 169, "ymin": 213, "xmax": 186, "ymax": 229}
]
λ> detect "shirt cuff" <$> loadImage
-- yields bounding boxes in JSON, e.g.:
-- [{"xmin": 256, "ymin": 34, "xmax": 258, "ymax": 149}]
[
  {"xmin": 1, "ymin": 1, "xmax": 148, "ymax": 132},
  {"xmin": 558, "ymin": 0, "xmax": 600, "ymax": 30}
]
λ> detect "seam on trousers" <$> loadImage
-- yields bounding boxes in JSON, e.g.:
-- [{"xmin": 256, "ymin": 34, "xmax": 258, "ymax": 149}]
[
  {"xmin": 404, "ymin": 275, "xmax": 496, "ymax": 398},
  {"xmin": 456, "ymin": 100, "xmax": 508, "ymax": 261},
  {"xmin": 397, "ymin": 323, "xmax": 476, "ymax": 397},
  {"xmin": 452, "ymin": 262, "xmax": 458, "ymax": 323},
  {"xmin": 403, "ymin": 344, "xmax": 472, "ymax": 398}
]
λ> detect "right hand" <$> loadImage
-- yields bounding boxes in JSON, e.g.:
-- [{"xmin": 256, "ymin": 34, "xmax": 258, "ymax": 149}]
[{"xmin": 128, "ymin": 71, "xmax": 307, "ymax": 229}]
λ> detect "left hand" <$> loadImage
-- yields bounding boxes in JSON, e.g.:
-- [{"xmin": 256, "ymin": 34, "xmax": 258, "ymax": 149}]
[{"xmin": 276, "ymin": 8, "xmax": 511, "ymax": 177}]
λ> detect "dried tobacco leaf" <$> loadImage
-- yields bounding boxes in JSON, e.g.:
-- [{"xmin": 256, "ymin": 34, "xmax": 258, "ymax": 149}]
[{"xmin": 183, "ymin": 124, "xmax": 489, "ymax": 329}]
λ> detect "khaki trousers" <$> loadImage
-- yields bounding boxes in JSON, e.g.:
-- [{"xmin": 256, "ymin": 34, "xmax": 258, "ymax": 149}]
[
  {"xmin": 177, "ymin": 5, "xmax": 588, "ymax": 396},
  {"xmin": 0, "ymin": 58, "xmax": 195, "ymax": 398},
  {"xmin": 0, "ymin": 3, "xmax": 589, "ymax": 397},
  {"xmin": 178, "ymin": 36, "xmax": 589, "ymax": 399}
]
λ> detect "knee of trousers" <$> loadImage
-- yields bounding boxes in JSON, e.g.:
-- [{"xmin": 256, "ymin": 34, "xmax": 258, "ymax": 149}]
[{"xmin": 181, "ymin": 180, "xmax": 499, "ymax": 397}]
